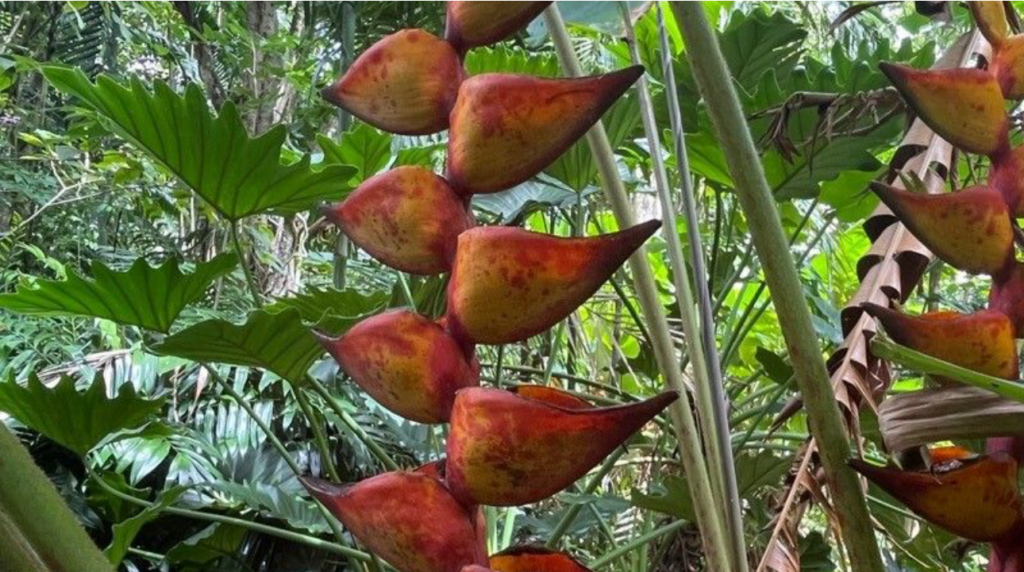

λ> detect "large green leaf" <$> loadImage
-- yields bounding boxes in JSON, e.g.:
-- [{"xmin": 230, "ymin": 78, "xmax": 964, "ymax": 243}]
[
  {"xmin": 318, "ymin": 124, "xmax": 391, "ymax": 184},
  {"xmin": 105, "ymin": 486, "xmax": 187, "ymax": 566},
  {"xmin": 0, "ymin": 254, "xmax": 236, "ymax": 333},
  {"xmin": 43, "ymin": 66, "xmax": 356, "ymax": 220},
  {"xmin": 266, "ymin": 286, "xmax": 388, "ymax": 335},
  {"xmin": 151, "ymin": 309, "xmax": 322, "ymax": 384},
  {"xmin": 0, "ymin": 374, "xmax": 165, "ymax": 456}
]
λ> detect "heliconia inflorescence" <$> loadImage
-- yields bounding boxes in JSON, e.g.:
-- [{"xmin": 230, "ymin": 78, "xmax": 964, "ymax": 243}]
[
  {"xmin": 855, "ymin": 3, "xmax": 1024, "ymax": 569},
  {"xmin": 307, "ymin": 4, "xmax": 669, "ymax": 572}
]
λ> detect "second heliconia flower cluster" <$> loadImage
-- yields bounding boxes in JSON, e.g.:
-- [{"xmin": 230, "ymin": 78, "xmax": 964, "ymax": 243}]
[
  {"xmin": 308, "ymin": 4, "xmax": 677, "ymax": 572},
  {"xmin": 853, "ymin": 2, "xmax": 1024, "ymax": 565}
]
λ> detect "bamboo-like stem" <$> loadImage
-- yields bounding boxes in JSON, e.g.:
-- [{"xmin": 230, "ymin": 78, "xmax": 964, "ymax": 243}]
[
  {"xmin": 230, "ymin": 220, "xmax": 263, "ymax": 307},
  {"xmin": 670, "ymin": 4, "xmax": 885, "ymax": 572},
  {"xmin": 0, "ymin": 426, "xmax": 113, "ymax": 572},
  {"xmin": 628, "ymin": 6, "xmax": 748, "ymax": 569},
  {"xmin": 543, "ymin": 6, "xmax": 732, "ymax": 570},
  {"xmin": 295, "ymin": 386, "xmax": 341, "ymax": 482}
]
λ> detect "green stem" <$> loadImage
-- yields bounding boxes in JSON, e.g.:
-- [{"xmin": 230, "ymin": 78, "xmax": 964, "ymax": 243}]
[
  {"xmin": 230, "ymin": 220, "xmax": 263, "ymax": 307},
  {"xmin": 543, "ymin": 6, "xmax": 732, "ymax": 571},
  {"xmin": 306, "ymin": 376, "xmax": 401, "ymax": 471},
  {"xmin": 670, "ymin": 5, "xmax": 884, "ymax": 572},
  {"xmin": 589, "ymin": 518, "xmax": 690, "ymax": 569},
  {"xmin": 871, "ymin": 338, "xmax": 1024, "ymax": 403},
  {"xmin": 295, "ymin": 386, "xmax": 341, "ymax": 482},
  {"xmin": 0, "ymin": 426, "xmax": 113, "ymax": 572},
  {"xmin": 494, "ymin": 345, "xmax": 505, "ymax": 388},
  {"xmin": 89, "ymin": 470, "xmax": 371, "ymax": 561}
]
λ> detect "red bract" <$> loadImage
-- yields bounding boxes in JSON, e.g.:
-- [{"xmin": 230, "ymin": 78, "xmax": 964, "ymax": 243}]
[
  {"xmin": 991, "ymin": 261, "xmax": 1024, "ymax": 335},
  {"xmin": 862, "ymin": 304, "xmax": 1018, "ymax": 381},
  {"xmin": 879, "ymin": 62, "xmax": 1009, "ymax": 156},
  {"xmin": 444, "ymin": 2, "xmax": 552, "ymax": 54},
  {"xmin": 302, "ymin": 472, "xmax": 488, "ymax": 572},
  {"xmin": 446, "ymin": 66, "xmax": 643, "ymax": 195},
  {"xmin": 316, "ymin": 310, "xmax": 479, "ymax": 423},
  {"xmin": 489, "ymin": 546, "xmax": 592, "ymax": 572},
  {"xmin": 868, "ymin": 182, "xmax": 1013, "ymax": 275},
  {"xmin": 322, "ymin": 166, "xmax": 474, "ymax": 275},
  {"xmin": 322, "ymin": 29, "xmax": 464, "ymax": 135},
  {"xmin": 445, "ymin": 386, "xmax": 678, "ymax": 506},
  {"xmin": 851, "ymin": 453, "xmax": 1023, "ymax": 543},
  {"xmin": 446, "ymin": 220, "xmax": 661, "ymax": 345}
]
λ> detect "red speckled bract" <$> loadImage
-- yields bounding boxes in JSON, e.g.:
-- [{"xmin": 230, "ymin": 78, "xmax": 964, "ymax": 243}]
[
  {"xmin": 850, "ymin": 454, "xmax": 1023, "ymax": 542},
  {"xmin": 302, "ymin": 473, "xmax": 488, "ymax": 572},
  {"xmin": 445, "ymin": 386, "xmax": 678, "ymax": 506},
  {"xmin": 869, "ymin": 183, "xmax": 1013, "ymax": 275},
  {"xmin": 444, "ymin": 2, "xmax": 552, "ymax": 53},
  {"xmin": 879, "ymin": 62, "xmax": 1009, "ymax": 156},
  {"xmin": 991, "ymin": 261, "xmax": 1024, "ymax": 336},
  {"xmin": 321, "ymin": 29, "xmax": 464, "ymax": 135},
  {"xmin": 489, "ymin": 546, "xmax": 592, "ymax": 572},
  {"xmin": 316, "ymin": 310, "xmax": 479, "ymax": 423},
  {"xmin": 446, "ymin": 220, "xmax": 660, "ymax": 345},
  {"xmin": 446, "ymin": 66, "xmax": 644, "ymax": 195},
  {"xmin": 862, "ymin": 304, "xmax": 1018, "ymax": 381},
  {"xmin": 323, "ymin": 166, "xmax": 474, "ymax": 275}
]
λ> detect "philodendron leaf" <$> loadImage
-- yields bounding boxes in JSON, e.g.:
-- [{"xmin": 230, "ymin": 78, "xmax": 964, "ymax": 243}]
[
  {"xmin": 265, "ymin": 286, "xmax": 389, "ymax": 335},
  {"xmin": 151, "ymin": 309, "xmax": 322, "ymax": 384},
  {"xmin": 105, "ymin": 485, "xmax": 188, "ymax": 566},
  {"xmin": 42, "ymin": 66, "xmax": 357, "ymax": 220},
  {"xmin": 0, "ymin": 254, "xmax": 236, "ymax": 333},
  {"xmin": 0, "ymin": 374, "xmax": 165, "ymax": 456}
]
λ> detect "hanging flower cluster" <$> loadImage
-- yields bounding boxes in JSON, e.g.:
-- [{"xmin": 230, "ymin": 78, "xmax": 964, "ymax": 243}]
[
  {"xmin": 853, "ymin": 3, "xmax": 1024, "ymax": 570},
  {"xmin": 307, "ymin": 4, "xmax": 678, "ymax": 572}
]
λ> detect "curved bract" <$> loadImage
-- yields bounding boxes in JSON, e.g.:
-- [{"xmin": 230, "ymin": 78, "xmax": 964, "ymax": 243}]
[
  {"xmin": 991, "ymin": 261, "xmax": 1024, "ymax": 336},
  {"xmin": 445, "ymin": 2, "xmax": 552, "ymax": 53},
  {"xmin": 446, "ymin": 386, "xmax": 678, "ymax": 506},
  {"xmin": 868, "ymin": 183, "xmax": 1013, "ymax": 275},
  {"xmin": 446, "ymin": 66, "xmax": 644, "ymax": 195},
  {"xmin": 316, "ymin": 310, "xmax": 479, "ymax": 423},
  {"xmin": 862, "ymin": 304, "xmax": 1019, "ymax": 381},
  {"xmin": 302, "ymin": 472, "xmax": 488, "ymax": 572},
  {"xmin": 993, "ymin": 37, "xmax": 1024, "ymax": 100},
  {"xmin": 988, "ymin": 145, "xmax": 1024, "ymax": 217},
  {"xmin": 489, "ymin": 546, "xmax": 592, "ymax": 572},
  {"xmin": 446, "ymin": 220, "xmax": 660, "ymax": 345},
  {"xmin": 879, "ymin": 63, "xmax": 1008, "ymax": 156},
  {"xmin": 970, "ymin": 1, "xmax": 1010, "ymax": 48},
  {"xmin": 850, "ymin": 454, "xmax": 1023, "ymax": 542},
  {"xmin": 322, "ymin": 166, "xmax": 474, "ymax": 275},
  {"xmin": 322, "ymin": 29, "xmax": 464, "ymax": 135}
]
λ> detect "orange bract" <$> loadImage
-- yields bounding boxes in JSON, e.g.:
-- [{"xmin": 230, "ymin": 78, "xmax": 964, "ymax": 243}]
[
  {"xmin": 317, "ymin": 310, "xmax": 479, "ymax": 423},
  {"xmin": 489, "ymin": 546, "xmax": 592, "ymax": 572},
  {"xmin": 323, "ymin": 166, "xmax": 473, "ymax": 275},
  {"xmin": 868, "ymin": 183, "xmax": 1013, "ymax": 275},
  {"xmin": 444, "ymin": 2, "xmax": 552, "ymax": 53},
  {"xmin": 322, "ymin": 29, "xmax": 464, "ymax": 135},
  {"xmin": 446, "ymin": 386, "xmax": 677, "ymax": 506},
  {"xmin": 446, "ymin": 220, "xmax": 660, "ymax": 345},
  {"xmin": 302, "ymin": 472, "xmax": 488, "ymax": 572},
  {"xmin": 446, "ymin": 67, "xmax": 643, "ymax": 195},
  {"xmin": 879, "ymin": 63, "xmax": 1008, "ymax": 156},
  {"xmin": 851, "ymin": 454, "xmax": 1023, "ymax": 542}
]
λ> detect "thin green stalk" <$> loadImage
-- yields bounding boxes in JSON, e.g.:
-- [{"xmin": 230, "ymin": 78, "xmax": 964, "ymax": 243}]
[
  {"xmin": 397, "ymin": 272, "xmax": 417, "ymax": 311},
  {"xmin": 494, "ymin": 345, "xmax": 506, "ymax": 388},
  {"xmin": 202, "ymin": 365, "xmax": 348, "ymax": 544},
  {"xmin": 89, "ymin": 470, "xmax": 372, "ymax": 561},
  {"xmin": 0, "ymin": 426, "xmax": 113, "ymax": 572},
  {"xmin": 230, "ymin": 220, "xmax": 263, "ymax": 307},
  {"xmin": 589, "ymin": 519, "xmax": 690, "ymax": 569},
  {"xmin": 546, "ymin": 447, "xmax": 626, "ymax": 547},
  {"xmin": 543, "ymin": 6, "xmax": 731, "ymax": 571},
  {"xmin": 670, "ymin": 5, "xmax": 885, "ymax": 572},
  {"xmin": 295, "ymin": 386, "xmax": 341, "ymax": 482},
  {"xmin": 871, "ymin": 338, "xmax": 1024, "ymax": 403},
  {"xmin": 306, "ymin": 376, "xmax": 401, "ymax": 471}
]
